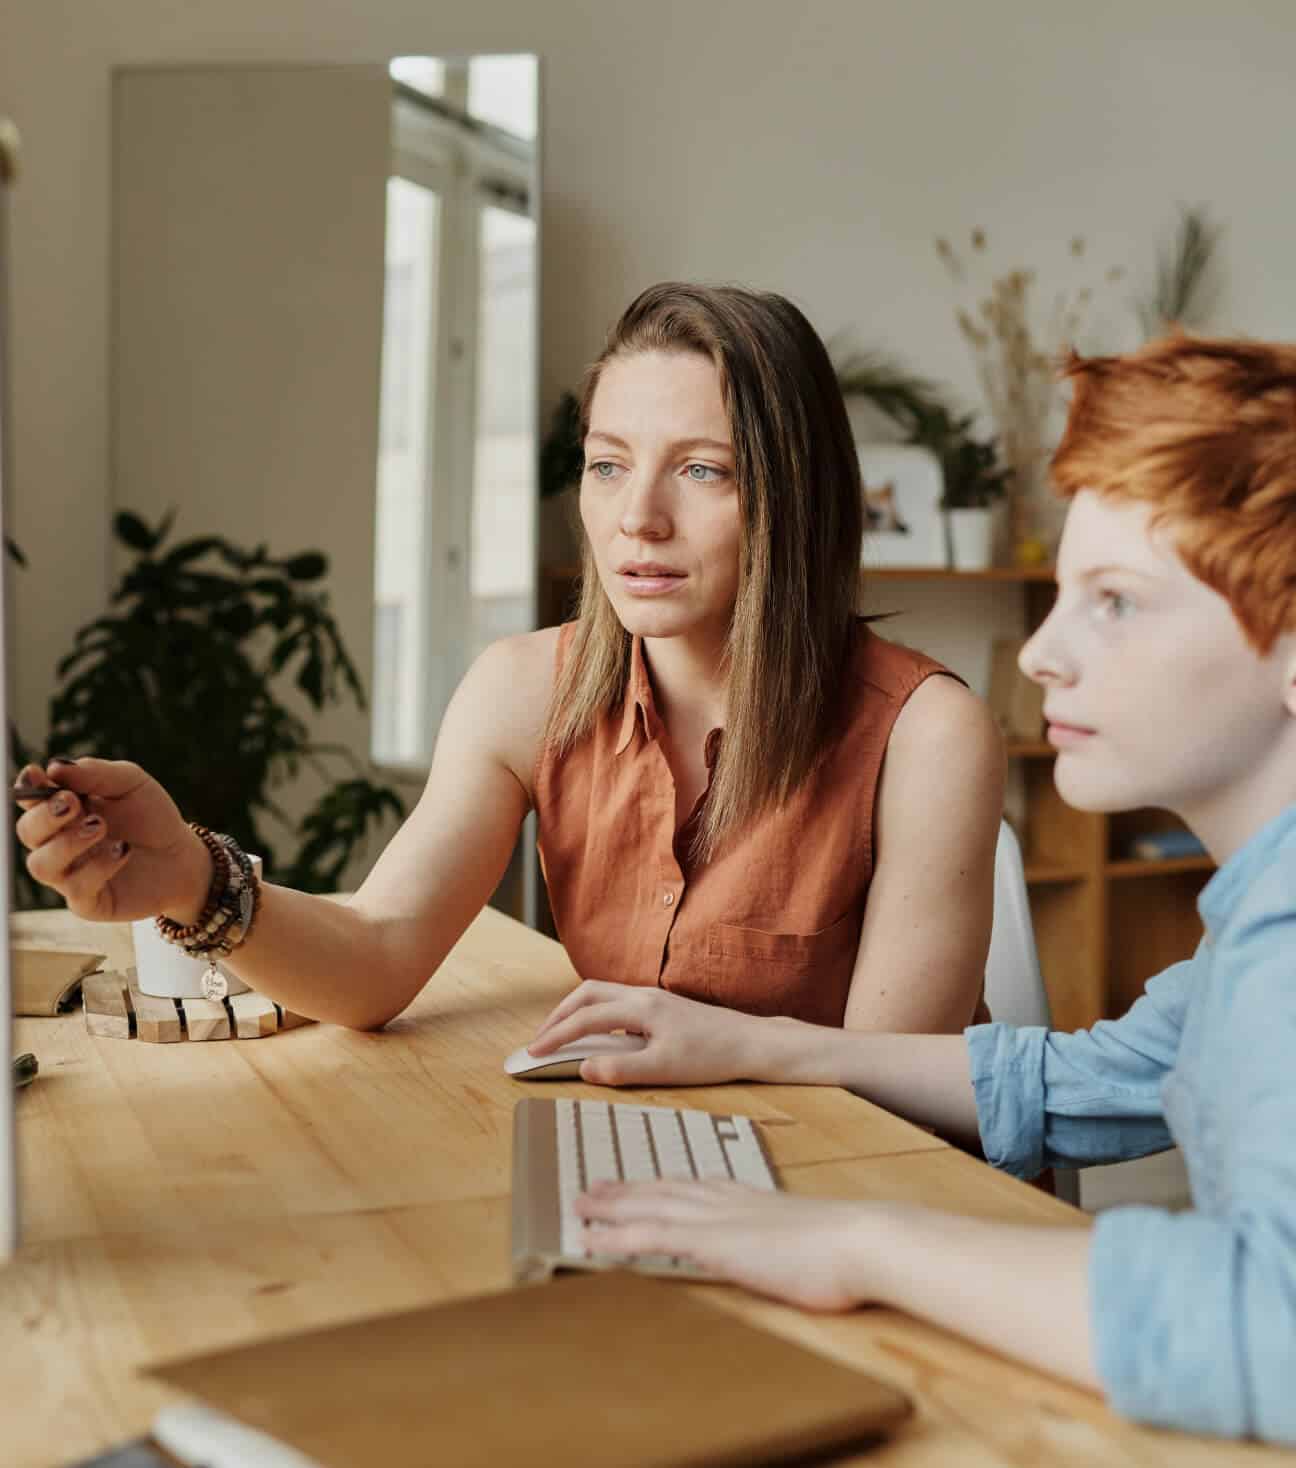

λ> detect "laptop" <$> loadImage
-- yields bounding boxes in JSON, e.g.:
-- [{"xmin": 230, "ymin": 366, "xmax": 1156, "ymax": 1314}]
[{"xmin": 1, "ymin": 117, "xmax": 20, "ymax": 1261}]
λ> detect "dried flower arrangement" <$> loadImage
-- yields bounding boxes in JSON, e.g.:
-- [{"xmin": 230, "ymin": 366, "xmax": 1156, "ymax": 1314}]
[
  {"xmin": 1134, "ymin": 205, "xmax": 1222, "ymax": 340},
  {"xmin": 936, "ymin": 231, "xmax": 1124, "ymax": 558}
]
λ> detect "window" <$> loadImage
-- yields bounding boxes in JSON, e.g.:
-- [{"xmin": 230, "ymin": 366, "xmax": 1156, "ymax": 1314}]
[{"xmin": 371, "ymin": 59, "xmax": 538, "ymax": 769}]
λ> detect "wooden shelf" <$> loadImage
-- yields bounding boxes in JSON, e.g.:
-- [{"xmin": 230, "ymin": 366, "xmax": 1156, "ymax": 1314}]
[
  {"xmin": 861, "ymin": 565, "xmax": 1056, "ymax": 582},
  {"xmin": 1024, "ymin": 862, "xmax": 1088, "ymax": 886},
  {"xmin": 1105, "ymin": 856, "xmax": 1215, "ymax": 879},
  {"xmin": 1005, "ymin": 738, "xmax": 1054, "ymax": 759}
]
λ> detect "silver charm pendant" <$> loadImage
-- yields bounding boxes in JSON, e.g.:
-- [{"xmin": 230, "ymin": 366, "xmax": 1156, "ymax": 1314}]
[{"xmin": 201, "ymin": 964, "xmax": 228, "ymax": 1002}]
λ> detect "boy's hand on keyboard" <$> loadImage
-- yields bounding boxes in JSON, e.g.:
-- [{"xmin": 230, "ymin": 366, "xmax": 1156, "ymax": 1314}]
[
  {"xmin": 575, "ymin": 1179, "xmax": 894, "ymax": 1312},
  {"xmin": 527, "ymin": 982, "xmax": 765, "ymax": 1085}
]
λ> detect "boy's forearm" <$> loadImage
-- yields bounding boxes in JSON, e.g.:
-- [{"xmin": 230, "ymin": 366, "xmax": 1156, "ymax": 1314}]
[
  {"xmin": 747, "ymin": 1020, "xmax": 984, "ymax": 1146},
  {"xmin": 844, "ymin": 1205, "xmax": 1101, "ymax": 1394}
]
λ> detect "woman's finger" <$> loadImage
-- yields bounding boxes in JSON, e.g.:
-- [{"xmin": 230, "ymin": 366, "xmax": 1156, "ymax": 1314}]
[
  {"xmin": 58, "ymin": 836, "xmax": 132, "ymax": 916},
  {"xmin": 25, "ymin": 813, "xmax": 112, "ymax": 888},
  {"xmin": 531, "ymin": 980, "xmax": 624, "ymax": 1040},
  {"xmin": 528, "ymin": 1000, "xmax": 643, "ymax": 1055},
  {"xmin": 578, "ymin": 1044, "xmax": 670, "ymax": 1087},
  {"xmin": 15, "ymin": 783, "xmax": 83, "ymax": 850}
]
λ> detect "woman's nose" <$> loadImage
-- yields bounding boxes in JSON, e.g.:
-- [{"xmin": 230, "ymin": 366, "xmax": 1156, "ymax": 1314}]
[{"xmin": 619, "ymin": 473, "xmax": 672, "ymax": 540}]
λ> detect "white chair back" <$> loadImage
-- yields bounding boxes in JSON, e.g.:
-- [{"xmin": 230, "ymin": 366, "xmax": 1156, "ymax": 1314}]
[
  {"xmin": 983, "ymin": 820, "xmax": 1081, "ymax": 1205},
  {"xmin": 983, "ymin": 819, "xmax": 1051, "ymax": 1029}
]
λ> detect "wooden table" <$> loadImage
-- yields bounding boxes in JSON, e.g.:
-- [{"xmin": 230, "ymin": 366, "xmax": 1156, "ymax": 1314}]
[{"xmin": 3, "ymin": 907, "xmax": 1268, "ymax": 1466}]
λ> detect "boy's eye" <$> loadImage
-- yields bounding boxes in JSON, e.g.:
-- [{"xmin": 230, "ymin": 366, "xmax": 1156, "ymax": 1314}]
[{"xmin": 1096, "ymin": 588, "xmax": 1133, "ymax": 620}]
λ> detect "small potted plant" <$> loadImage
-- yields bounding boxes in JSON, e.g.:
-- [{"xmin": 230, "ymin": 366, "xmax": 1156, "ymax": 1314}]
[{"xmin": 937, "ymin": 418, "xmax": 1013, "ymax": 570}]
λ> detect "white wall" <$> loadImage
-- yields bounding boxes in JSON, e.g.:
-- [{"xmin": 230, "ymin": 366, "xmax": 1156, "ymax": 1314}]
[
  {"xmin": 4, "ymin": 0, "xmax": 1296, "ymax": 739},
  {"xmin": 112, "ymin": 66, "xmax": 391, "ymax": 848}
]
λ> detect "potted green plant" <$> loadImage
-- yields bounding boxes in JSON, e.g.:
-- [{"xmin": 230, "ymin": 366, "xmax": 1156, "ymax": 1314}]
[
  {"xmin": 934, "ymin": 415, "xmax": 1014, "ymax": 570},
  {"xmin": 835, "ymin": 351, "xmax": 1011, "ymax": 568},
  {"xmin": 19, "ymin": 511, "xmax": 405, "ymax": 906}
]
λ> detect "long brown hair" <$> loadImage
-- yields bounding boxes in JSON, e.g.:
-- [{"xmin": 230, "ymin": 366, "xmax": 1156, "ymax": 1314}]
[
  {"xmin": 544, "ymin": 283, "xmax": 864, "ymax": 860},
  {"xmin": 1052, "ymin": 332, "xmax": 1296, "ymax": 654}
]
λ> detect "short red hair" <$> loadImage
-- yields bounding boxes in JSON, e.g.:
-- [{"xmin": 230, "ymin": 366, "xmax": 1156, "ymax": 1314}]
[{"xmin": 1051, "ymin": 333, "xmax": 1296, "ymax": 653}]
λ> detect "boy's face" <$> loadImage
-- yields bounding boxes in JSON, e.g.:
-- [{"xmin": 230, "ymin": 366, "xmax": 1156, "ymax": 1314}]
[{"xmin": 1020, "ymin": 490, "xmax": 1295, "ymax": 829}]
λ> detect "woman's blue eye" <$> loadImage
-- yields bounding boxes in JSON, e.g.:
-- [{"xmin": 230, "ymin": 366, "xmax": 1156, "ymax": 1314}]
[
  {"xmin": 588, "ymin": 461, "xmax": 619, "ymax": 480},
  {"xmin": 685, "ymin": 463, "xmax": 724, "ymax": 482}
]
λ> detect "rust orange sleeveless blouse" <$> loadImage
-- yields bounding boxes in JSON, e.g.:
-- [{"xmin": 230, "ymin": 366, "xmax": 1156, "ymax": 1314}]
[{"xmin": 535, "ymin": 619, "xmax": 964, "ymax": 1027}]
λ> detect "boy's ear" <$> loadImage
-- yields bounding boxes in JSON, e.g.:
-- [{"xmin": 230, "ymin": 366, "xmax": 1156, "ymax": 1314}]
[{"xmin": 1283, "ymin": 639, "xmax": 1296, "ymax": 719}]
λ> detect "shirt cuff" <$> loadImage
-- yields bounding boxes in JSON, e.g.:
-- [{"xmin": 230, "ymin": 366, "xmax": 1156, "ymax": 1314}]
[{"xmin": 965, "ymin": 1022, "xmax": 1048, "ymax": 1179}]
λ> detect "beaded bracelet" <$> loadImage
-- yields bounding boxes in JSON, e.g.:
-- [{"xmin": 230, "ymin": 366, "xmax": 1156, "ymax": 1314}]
[
  {"xmin": 155, "ymin": 825, "xmax": 230, "ymax": 945},
  {"xmin": 155, "ymin": 825, "xmax": 262, "ymax": 971}
]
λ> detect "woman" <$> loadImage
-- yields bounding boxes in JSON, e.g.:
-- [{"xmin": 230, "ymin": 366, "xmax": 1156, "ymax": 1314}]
[{"xmin": 16, "ymin": 283, "xmax": 1003, "ymax": 1034}]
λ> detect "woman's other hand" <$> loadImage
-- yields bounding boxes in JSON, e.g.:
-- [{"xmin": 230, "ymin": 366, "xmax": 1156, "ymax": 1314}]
[
  {"xmin": 14, "ymin": 757, "xmax": 210, "ymax": 923},
  {"xmin": 527, "ymin": 980, "xmax": 772, "ymax": 1086}
]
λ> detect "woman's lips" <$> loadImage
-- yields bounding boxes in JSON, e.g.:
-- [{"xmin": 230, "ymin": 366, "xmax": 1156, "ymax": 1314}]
[{"xmin": 618, "ymin": 571, "xmax": 687, "ymax": 596}]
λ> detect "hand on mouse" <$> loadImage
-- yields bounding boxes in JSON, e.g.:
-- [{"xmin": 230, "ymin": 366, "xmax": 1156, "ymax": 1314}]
[
  {"xmin": 575, "ymin": 1178, "xmax": 900, "ymax": 1312},
  {"xmin": 527, "ymin": 981, "xmax": 768, "ymax": 1086},
  {"xmin": 14, "ymin": 756, "xmax": 212, "ymax": 924}
]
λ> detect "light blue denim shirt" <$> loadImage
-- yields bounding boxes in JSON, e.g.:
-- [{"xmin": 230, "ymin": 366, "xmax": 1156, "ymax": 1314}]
[{"xmin": 966, "ymin": 801, "xmax": 1296, "ymax": 1444}]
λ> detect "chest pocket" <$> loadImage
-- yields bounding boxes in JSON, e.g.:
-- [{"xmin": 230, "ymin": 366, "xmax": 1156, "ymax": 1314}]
[{"xmin": 704, "ymin": 910, "xmax": 860, "ymax": 1025}]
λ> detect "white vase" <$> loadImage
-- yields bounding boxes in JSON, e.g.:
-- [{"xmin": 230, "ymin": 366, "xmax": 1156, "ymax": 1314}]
[{"xmin": 945, "ymin": 507, "xmax": 996, "ymax": 571}]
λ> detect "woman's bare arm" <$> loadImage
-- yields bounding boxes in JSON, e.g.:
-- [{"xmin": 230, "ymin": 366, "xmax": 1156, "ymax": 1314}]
[
  {"xmin": 842, "ymin": 676, "xmax": 1006, "ymax": 1033},
  {"xmin": 19, "ymin": 628, "xmax": 558, "ymax": 1030},
  {"xmin": 219, "ymin": 628, "xmax": 558, "ymax": 1027}
]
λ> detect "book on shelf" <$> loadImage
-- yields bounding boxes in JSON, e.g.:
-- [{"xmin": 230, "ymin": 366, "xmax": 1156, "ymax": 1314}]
[{"xmin": 1127, "ymin": 828, "xmax": 1207, "ymax": 862}]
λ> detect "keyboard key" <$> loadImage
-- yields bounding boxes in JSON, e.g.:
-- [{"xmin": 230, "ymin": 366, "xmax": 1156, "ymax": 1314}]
[{"xmin": 681, "ymin": 1109, "xmax": 733, "ymax": 1180}]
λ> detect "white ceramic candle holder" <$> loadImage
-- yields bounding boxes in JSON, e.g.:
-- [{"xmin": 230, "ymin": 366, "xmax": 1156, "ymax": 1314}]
[{"xmin": 131, "ymin": 855, "xmax": 261, "ymax": 1000}]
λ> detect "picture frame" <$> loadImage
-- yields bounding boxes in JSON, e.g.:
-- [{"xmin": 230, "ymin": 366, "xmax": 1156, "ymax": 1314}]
[{"xmin": 855, "ymin": 443, "xmax": 947, "ymax": 569}]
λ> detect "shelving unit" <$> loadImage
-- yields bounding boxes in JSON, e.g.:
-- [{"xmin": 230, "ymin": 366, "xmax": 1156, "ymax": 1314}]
[{"xmin": 537, "ymin": 563, "xmax": 1212, "ymax": 1031}]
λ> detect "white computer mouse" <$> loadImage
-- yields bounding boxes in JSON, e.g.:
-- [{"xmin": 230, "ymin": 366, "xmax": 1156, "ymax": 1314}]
[{"xmin": 503, "ymin": 1032, "xmax": 648, "ymax": 1079}]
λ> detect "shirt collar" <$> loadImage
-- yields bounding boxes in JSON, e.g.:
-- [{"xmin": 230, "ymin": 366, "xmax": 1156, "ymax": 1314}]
[
  {"xmin": 615, "ymin": 635, "xmax": 660, "ymax": 755},
  {"xmin": 1198, "ymin": 800, "xmax": 1296, "ymax": 934},
  {"xmin": 614, "ymin": 635, "xmax": 724, "ymax": 763}
]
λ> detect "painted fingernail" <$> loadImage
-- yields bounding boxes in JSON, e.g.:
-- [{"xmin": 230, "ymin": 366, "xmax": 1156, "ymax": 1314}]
[
  {"xmin": 79, "ymin": 814, "xmax": 103, "ymax": 834},
  {"xmin": 51, "ymin": 795, "xmax": 72, "ymax": 818},
  {"xmin": 47, "ymin": 755, "xmax": 79, "ymax": 767},
  {"xmin": 110, "ymin": 840, "xmax": 130, "ymax": 860}
]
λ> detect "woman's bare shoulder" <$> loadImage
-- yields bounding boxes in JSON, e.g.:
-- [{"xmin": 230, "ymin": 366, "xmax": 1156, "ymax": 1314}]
[
  {"xmin": 460, "ymin": 625, "xmax": 565, "ymax": 789},
  {"xmin": 888, "ymin": 673, "xmax": 1005, "ymax": 777}
]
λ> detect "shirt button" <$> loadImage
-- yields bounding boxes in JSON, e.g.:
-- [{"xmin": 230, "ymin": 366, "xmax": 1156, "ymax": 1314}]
[{"xmin": 663, "ymin": 891, "xmax": 675, "ymax": 907}]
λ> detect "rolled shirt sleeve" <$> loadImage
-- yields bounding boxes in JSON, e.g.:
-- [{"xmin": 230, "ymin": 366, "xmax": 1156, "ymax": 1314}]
[
  {"xmin": 965, "ymin": 956, "xmax": 1194, "ymax": 1178},
  {"xmin": 970, "ymin": 833, "xmax": 1296, "ymax": 1444},
  {"xmin": 1087, "ymin": 907, "xmax": 1296, "ymax": 1442}
]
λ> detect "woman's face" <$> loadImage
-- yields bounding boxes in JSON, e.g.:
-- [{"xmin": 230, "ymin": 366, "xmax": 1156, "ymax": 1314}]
[{"xmin": 580, "ymin": 350, "xmax": 742, "ymax": 648}]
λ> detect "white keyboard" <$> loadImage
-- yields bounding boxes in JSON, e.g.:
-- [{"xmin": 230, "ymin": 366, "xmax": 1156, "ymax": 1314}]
[{"xmin": 511, "ymin": 1097, "xmax": 779, "ymax": 1283}]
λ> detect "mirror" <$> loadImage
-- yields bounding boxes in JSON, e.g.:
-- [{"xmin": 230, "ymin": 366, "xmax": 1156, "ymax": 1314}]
[{"xmin": 110, "ymin": 57, "xmax": 539, "ymax": 912}]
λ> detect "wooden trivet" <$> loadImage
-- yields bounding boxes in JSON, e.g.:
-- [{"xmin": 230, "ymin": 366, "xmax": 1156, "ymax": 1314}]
[{"xmin": 83, "ymin": 968, "xmax": 314, "ymax": 1042}]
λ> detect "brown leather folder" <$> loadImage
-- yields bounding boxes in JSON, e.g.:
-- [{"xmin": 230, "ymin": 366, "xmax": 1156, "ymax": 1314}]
[
  {"xmin": 147, "ymin": 1269, "xmax": 911, "ymax": 1467},
  {"xmin": 11, "ymin": 942, "xmax": 105, "ymax": 1016}
]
